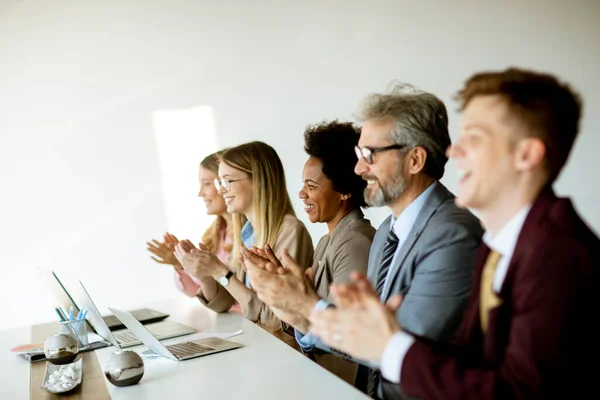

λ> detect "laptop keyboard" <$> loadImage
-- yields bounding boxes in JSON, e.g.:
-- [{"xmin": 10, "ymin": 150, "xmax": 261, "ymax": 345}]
[
  {"xmin": 115, "ymin": 331, "xmax": 138, "ymax": 344},
  {"xmin": 167, "ymin": 342, "xmax": 215, "ymax": 358}
]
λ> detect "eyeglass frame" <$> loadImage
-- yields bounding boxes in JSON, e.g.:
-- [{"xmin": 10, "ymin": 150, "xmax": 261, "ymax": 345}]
[
  {"xmin": 354, "ymin": 144, "xmax": 406, "ymax": 164},
  {"xmin": 214, "ymin": 176, "xmax": 251, "ymax": 192}
]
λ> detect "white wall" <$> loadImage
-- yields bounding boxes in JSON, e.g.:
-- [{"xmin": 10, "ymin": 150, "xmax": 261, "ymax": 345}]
[{"xmin": 1, "ymin": 0, "xmax": 598, "ymax": 331}]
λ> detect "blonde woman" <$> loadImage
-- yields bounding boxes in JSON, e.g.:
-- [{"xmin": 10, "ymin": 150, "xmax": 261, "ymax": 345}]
[
  {"xmin": 174, "ymin": 141, "xmax": 314, "ymax": 337},
  {"xmin": 147, "ymin": 151, "xmax": 235, "ymax": 303}
]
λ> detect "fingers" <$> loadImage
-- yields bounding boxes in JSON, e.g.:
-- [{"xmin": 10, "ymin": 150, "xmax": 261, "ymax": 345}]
[
  {"xmin": 330, "ymin": 284, "xmax": 362, "ymax": 307},
  {"xmin": 281, "ymin": 249, "xmax": 303, "ymax": 277},
  {"xmin": 385, "ymin": 294, "xmax": 404, "ymax": 313},
  {"xmin": 351, "ymin": 272, "xmax": 378, "ymax": 297},
  {"xmin": 264, "ymin": 244, "xmax": 282, "ymax": 267},
  {"xmin": 178, "ymin": 240, "xmax": 193, "ymax": 252},
  {"xmin": 241, "ymin": 247, "xmax": 267, "ymax": 268},
  {"xmin": 198, "ymin": 242, "xmax": 209, "ymax": 251},
  {"xmin": 146, "ymin": 240, "xmax": 160, "ymax": 250},
  {"xmin": 150, "ymin": 256, "xmax": 167, "ymax": 264},
  {"xmin": 305, "ymin": 267, "xmax": 314, "ymax": 281}
]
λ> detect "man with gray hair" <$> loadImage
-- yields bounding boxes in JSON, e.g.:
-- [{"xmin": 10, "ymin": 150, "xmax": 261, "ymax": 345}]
[{"xmin": 243, "ymin": 83, "xmax": 483, "ymax": 399}]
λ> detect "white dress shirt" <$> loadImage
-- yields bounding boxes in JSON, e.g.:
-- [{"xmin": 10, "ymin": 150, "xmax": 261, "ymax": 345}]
[{"xmin": 380, "ymin": 205, "xmax": 532, "ymax": 384}]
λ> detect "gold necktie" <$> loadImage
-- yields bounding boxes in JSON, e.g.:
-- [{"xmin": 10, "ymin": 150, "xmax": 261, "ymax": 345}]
[{"xmin": 480, "ymin": 250, "xmax": 503, "ymax": 332}]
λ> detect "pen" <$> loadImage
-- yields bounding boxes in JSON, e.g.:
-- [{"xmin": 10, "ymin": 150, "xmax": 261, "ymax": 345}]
[{"xmin": 55, "ymin": 307, "xmax": 66, "ymax": 322}]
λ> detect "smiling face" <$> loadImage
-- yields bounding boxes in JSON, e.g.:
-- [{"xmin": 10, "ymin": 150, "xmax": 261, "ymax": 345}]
[
  {"xmin": 299, "ymin": 156, "xmax": 344, "ymax": 224},
  {"xmin": 354, "ymin": 119, "xmax": 407, "ymax": 207},
  {"xmin": 451, "ymin": 95, "xmax": 528, "ymax": 212},
  {"xmin": 217, "ymin": 162, "xmax": 253, "ymax": 216},
  {"xmin": 198, "ymin": 166, "xmax": 227, "ymax": 216}
]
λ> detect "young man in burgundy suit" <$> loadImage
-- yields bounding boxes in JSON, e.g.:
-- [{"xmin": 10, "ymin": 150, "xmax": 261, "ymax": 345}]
[{"xmin": 308, "ymin": 68, "xmax": 599, "ymax": 399}]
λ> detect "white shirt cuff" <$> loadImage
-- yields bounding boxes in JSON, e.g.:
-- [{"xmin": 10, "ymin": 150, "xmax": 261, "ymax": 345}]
[{"xmin": 380, "ymin": 332, "xmax": 415, "ymax": 384}]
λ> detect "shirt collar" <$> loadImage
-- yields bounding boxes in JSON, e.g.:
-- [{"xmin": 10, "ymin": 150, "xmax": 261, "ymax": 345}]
[
  {"xmin": 389, "ymin": 181, "xmax": 437, "ymax": 245},
  {"xmin": 482, "ymin": 206, "xmax": 531, "ymax": 258},
  {"xmin": 241, "ymin": 221, "xmax": 255, "ymax": 248}
]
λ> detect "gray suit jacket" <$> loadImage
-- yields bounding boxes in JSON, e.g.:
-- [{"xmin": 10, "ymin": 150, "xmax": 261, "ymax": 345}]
[
  {"xmin": 369, "ymin": 182, "xmax": 483, "ymax": 342},
  {"xmin": 303, "ymin": 182, "xmax": 483, "ymax": 356}
]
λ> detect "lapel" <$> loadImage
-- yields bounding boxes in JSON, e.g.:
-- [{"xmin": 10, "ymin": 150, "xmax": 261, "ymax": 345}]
[
  {"xmin": 459, "ymin": 187, "xmax": 560, "ymax": 355},
  {"xmin": 313, "ymin": 209, "xmax": 365, "ymax": 291},
  {"xmin": 381, "ymin": 182, "xmax": 454, "ymax": 301}
]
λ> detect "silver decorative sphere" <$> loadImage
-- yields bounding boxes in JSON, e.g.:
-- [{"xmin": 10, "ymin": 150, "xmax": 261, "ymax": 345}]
[
  {"xmin": 104, "ymin": 350, "xmax": 144, "ymax": 387},
  {"xmin": 44, "ymin": 333, "xmax": 79, "ymax": 365}
]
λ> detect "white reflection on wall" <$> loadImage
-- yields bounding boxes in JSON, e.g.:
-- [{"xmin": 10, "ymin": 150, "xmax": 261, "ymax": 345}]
[{"xmin": 152, "ymin": 106, "xmax": 219, "ymax": 242}]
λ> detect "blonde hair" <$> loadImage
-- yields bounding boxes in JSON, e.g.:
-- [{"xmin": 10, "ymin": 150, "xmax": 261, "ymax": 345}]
[
  {"xmin": 199, "ymin": 150, "xmax": 233, "ymax": 254},
  {"xmin": 220, "ymin": 141, "xmax": 294, "ymax": 264}
]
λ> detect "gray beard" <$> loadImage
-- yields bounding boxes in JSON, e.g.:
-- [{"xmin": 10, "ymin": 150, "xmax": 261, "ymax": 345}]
[{"xmin": 364, "ymin": 176, "xmax": 406, "ymax": 207}]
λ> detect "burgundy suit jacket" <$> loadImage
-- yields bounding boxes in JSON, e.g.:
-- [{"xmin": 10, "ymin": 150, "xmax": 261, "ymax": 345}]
[{"xmin": 383, "ymin": 188, "xmax": 599, "ymax": 400}]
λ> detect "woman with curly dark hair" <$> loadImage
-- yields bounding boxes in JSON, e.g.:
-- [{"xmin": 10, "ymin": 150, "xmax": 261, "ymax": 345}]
[
  {"xmin": 297, "ymin": 120, "xmax": 376, "ymax": 382},
  {"xmin": 243, "ymin": 120, "xmax": 376, "ymax": 380}
]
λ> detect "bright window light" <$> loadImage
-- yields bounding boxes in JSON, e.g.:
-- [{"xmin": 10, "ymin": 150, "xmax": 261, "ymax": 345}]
[{"xmin": 152, "ymin": 105, "xmax": 219, "ymax": 242}]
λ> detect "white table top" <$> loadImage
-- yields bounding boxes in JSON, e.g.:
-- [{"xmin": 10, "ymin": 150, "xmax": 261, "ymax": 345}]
[{"xmin": 1, "ymin": 297, "xmax": 368, "ymax": 399}]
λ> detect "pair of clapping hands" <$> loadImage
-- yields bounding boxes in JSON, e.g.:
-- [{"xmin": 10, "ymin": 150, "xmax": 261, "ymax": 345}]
[
  {"xmin": 240, "ymin": 246, "xmax": 405, "ymax": 362},
  {"xmin": 147, "ymin": 233, "xmax": 227, "ymax": 280}
]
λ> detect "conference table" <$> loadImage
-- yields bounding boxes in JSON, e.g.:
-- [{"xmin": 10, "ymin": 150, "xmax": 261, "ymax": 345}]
[{"xmin": 0, "ymin": 297, "xmax": 368, "ymax": 399}]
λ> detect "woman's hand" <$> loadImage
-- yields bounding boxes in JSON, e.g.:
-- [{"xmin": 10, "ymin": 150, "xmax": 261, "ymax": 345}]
[
  {"xmin": 147, "ymin": 232, "xmax": 181, "ymax": 269},
  {"xmin": 174, "ymin": 239, "xmax": 228, "ymax": 279}
]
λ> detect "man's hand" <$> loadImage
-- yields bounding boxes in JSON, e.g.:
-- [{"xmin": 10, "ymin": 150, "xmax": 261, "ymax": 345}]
[{"xmin": 308, "ymin": 272, "xmax": 403, "ymax": 362}]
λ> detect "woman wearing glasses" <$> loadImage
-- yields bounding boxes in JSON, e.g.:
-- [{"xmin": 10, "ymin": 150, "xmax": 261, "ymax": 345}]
[
  {"xmin": 146, "ymin": 151, "xmax": 237, "ymax": 310},
  {"xmin": 174, "ymin": 141, "xmax": 314, "ymax": 339}
]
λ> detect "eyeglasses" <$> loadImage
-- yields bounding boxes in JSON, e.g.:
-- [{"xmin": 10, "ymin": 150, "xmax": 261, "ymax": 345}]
[
  {"xmin": 354, "ymin": 144, "xmax": 406, "ymax": 164},
  {"xmin": 214, "ymin": 177, "xmax": 250, "ymax": 192}
]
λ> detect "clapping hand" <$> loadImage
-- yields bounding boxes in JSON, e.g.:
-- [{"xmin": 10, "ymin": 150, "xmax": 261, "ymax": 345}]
[
  {"xmin": 147, "ymin": 232, "xmax": 180, "ymax": 268},
  {"xmin": 174, "ymin": 239, "xmax": 228, "ymax": 279},
  {"xmin": 308, "ymin": 272, "xmax": 404, "ymax": 362}
]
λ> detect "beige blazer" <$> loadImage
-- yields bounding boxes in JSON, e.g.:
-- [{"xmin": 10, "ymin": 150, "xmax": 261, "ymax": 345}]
[
  {"xmin": 309, "ymin": 208, "xmax": 376, "ymax": 384},
  {"xmin": 197, "ymin": 214, "xmax": 314, "ymax": 333}
]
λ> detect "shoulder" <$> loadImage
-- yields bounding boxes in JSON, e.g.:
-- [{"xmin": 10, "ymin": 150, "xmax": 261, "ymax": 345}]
[
  {"xmin": 424, "ymin": 199, "xmax": 484, "ymax": 243},
  {"xmin": 279, "ymin": 214, "xmax": 310, "ymax": 236},
  {"xmin": 334, "ymin": 215, "xmax": 376, "ymax": 244}
]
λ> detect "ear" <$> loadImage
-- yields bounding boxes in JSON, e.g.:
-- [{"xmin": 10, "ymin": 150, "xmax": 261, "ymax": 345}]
[
  {"xmin": 407, "ymin": 146, "xmax": 427, "ymax": 175},
  {"xmin": 341, "ymin": 194, "xmax": 350, "ymax": 201},
  {"xmin": 515, "ymin": 137, "xmax": 546, "ymax": 173}
]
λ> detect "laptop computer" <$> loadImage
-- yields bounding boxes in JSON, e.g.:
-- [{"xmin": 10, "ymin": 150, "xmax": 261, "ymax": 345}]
[
  {"xmin": 39, "ymin": 268, "xmax": 169, "ymax": 330},
  {"xmin": 109, "ymin": 307, "xmax": 243, "ymax": 361},
  {"xmin": 79, "ymin": 281, "xmax": 196, "ymax": 348}
]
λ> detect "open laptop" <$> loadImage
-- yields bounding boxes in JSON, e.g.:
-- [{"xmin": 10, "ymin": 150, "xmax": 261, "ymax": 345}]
[
  {"xmin": 39, "ymin": 268, "xmax": 169, "ymax": 330},
  {"xmin": 79, "ymin": 281, "xmax": 196, "ymax": 348},
  {"xmin": 109, "ymin": 307, "xmax": 242, "ymax": 361}
]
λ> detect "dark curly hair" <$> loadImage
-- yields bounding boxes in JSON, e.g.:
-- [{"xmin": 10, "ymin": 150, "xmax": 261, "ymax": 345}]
[{"xmin": 304, "ymin": 120, "xmax": 367, "ymax": 209}]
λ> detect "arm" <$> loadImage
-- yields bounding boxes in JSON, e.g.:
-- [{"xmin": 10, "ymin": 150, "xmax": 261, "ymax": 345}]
[
  {"xmin": 174, "ymin": 269, "xmax": 201, "ymax": 298},
  {"xmin": 245, "ymin": 221, "xmax": 314, "ymax": 329},
  {"xmin": 196, "ymin": 267, "xmax": 251, "ymax": 314}
]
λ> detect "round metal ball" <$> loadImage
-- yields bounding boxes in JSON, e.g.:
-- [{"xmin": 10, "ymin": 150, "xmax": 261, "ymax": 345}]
[
  {"xmin": 104, "ymin": 350, "xmax": 144, "ymax": 387},
  {"xmin": 44, "ymin": 333, "xmax": 79, "ymax": 365}
]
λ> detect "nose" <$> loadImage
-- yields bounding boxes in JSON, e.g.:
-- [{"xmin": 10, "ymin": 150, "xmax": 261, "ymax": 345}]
[
  {"xmin": 218, "ymin": 185, "xmax": 227, "ymax": 195},
  {"xmin": 354, "ymin": 157, "xmax": 369, "ymax": 176},
  {"xmin": 298, "ymin": 187, "xmax": 307, "ymax": 199}
]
